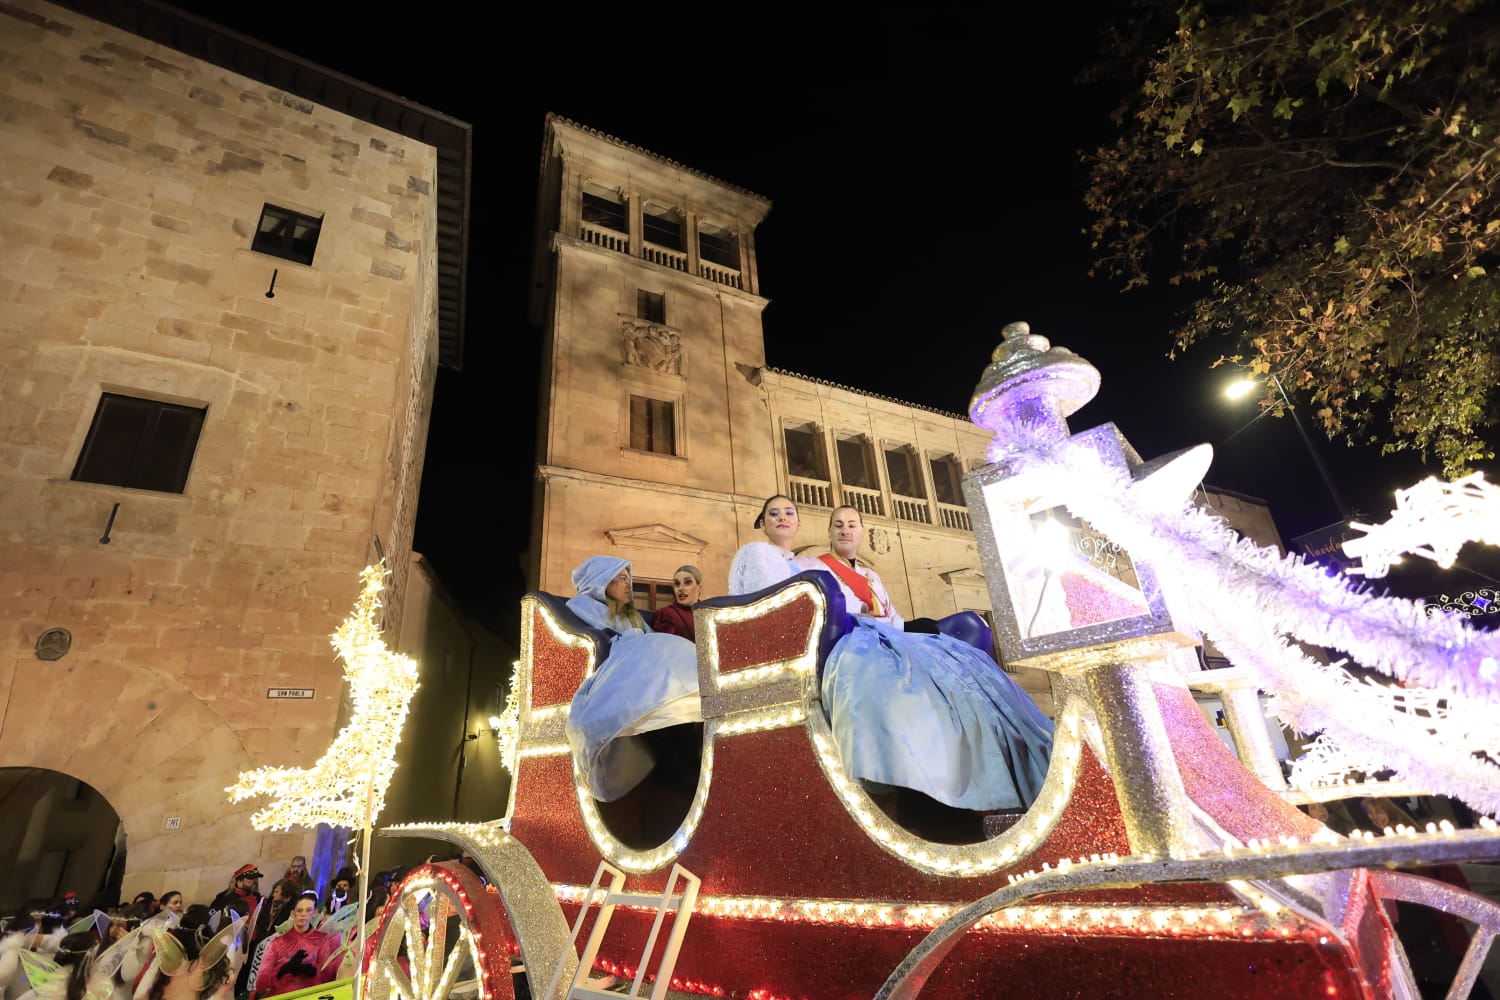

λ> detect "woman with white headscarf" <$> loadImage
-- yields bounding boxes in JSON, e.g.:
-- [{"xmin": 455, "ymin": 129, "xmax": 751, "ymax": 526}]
[{"xmin": 564, "ymin": 556, "xmax": 702, "ymax": 801}]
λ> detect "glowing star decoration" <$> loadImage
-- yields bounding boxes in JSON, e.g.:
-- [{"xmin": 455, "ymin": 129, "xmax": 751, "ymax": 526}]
[
  {"xmin": 1343, "ymin": 472, "xmax": 1499, "ymax": 579},
  {"xmin": 227, "ymin": 563, "xmax": 421, "ymax": 830}
]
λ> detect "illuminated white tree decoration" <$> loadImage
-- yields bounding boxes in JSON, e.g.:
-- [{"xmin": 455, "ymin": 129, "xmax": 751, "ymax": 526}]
[
  {"xmin": 227, "ymin": 562, "xmax": 419, "ymax": 1000},
  {"xmin": 228, "ymin": 562, "xmax": 420, "ymax": 828}
]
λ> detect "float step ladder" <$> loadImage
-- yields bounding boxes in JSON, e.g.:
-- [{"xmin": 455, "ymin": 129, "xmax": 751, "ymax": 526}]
[{"xmin": 545, "ymin": 860, "xmax": 700, "ymax": 1000}]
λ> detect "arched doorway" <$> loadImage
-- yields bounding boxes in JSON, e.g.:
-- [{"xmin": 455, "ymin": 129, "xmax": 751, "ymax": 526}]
[{"xmin": 0, "ymin": 768, "xmax": 124, "ymax": 911}]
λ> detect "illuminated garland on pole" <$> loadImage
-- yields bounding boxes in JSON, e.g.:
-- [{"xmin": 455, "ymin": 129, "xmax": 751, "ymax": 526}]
[{"xmin": 227, "ymin": 562, "xmax": 420, "ymax": 1000}]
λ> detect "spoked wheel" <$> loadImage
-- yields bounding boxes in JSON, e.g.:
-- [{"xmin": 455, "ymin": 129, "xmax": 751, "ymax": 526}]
[{"xmin": 364, "ymin": 863, "xmax": 518, "ymax": 1000}]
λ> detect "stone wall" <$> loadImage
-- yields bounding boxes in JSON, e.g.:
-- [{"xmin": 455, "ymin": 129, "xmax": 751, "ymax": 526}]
[{"xmin": 0, "ymin": 0, "xmax": 437, "ymax": 905}]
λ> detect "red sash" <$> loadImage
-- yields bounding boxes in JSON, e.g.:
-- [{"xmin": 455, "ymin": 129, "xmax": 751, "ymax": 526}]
[{"xmin": 818, "ymin": 554, "xmax": 885, "ymax": 617}]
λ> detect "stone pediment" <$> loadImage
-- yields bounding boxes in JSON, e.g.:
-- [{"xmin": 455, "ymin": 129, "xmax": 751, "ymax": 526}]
[
  {"xmin": 604, "ymin": 523, "xmax": 708, "ymax": 554},
  {"xmin": 939, "ymin": 567, "xmax": 988, "ymax": 587}
]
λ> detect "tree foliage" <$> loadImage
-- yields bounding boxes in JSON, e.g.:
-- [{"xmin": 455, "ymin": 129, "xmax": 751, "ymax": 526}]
[{"xmin": 1086, "ymin": 0, "xmax": 1499, "ymax": 475}]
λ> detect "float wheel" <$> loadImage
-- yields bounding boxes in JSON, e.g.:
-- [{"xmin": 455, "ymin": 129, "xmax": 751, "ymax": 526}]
[{"xmin": 363, "ymin": 862, "xmax": 517, "ymax": 1000}]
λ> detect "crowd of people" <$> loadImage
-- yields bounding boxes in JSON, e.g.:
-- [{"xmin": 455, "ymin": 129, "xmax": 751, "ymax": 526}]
[{"xmin": 0, "ymin": 855, "xmax": 394, "ymax": 1000}]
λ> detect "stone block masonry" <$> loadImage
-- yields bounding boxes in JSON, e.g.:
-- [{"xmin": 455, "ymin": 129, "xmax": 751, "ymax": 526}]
[{"xmin": 0, "ymin": 0, "xmax": 441, "ymax": 907}]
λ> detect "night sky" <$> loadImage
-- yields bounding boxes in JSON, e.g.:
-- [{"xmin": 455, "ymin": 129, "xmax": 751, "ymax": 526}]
[{"xmin": 164, "ymin": 3, "xmax": 1498, "ymax": 635}]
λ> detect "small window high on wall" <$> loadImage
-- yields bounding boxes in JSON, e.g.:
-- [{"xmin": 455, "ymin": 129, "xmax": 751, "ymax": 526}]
[
  {"xmin": 72, "ymin": 392, "xmax": 206, "ymax": 493},
  {"xmin": 629, "ymin": 395, "xmax": 676, "ymax": 455},
  {"xmin": 637, "ymin": 290, "xmax": 666, "ymax": 323},
  {"xmin": 252, "ymin": 203, "xmax": 323, "ymax": 265}
]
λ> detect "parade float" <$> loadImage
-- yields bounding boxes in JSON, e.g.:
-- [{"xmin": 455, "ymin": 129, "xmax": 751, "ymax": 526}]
[{"xmin": 242, "ymin": 324, "xmax": 1500, "ymax": 1000}]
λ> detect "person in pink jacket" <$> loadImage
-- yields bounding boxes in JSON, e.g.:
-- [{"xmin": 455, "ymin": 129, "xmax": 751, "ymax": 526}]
[{"xmin": 251, "ymin": 896, "xmax": 340, "ymax": 1000}]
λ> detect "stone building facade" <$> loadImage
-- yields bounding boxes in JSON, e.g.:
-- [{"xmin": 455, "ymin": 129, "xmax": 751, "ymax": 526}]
[
  {"xmin": 0, "ymin": 0, "xmax": 469, "ymax": 906},
  {"xmin": 526, "ymin": 117, "xmax": 1295, "ymax": 724}
]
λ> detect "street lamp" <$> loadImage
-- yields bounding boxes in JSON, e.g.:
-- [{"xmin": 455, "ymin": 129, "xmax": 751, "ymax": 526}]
[{"xmin": 1224, "ymin": 371, "xmax": 1352, "ymax": 523}]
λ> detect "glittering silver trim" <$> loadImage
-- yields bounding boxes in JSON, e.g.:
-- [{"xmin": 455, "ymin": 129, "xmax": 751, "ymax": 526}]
[
  {"xmin": 875, "ymin": 828, "xmax": 1500, "ymax": 1000},
  {"xmin": 378, "ymin": 823, "xmax": 578, "ymax": 1000}
]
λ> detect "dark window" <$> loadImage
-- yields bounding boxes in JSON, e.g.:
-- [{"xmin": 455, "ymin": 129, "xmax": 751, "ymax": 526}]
[
  {"xmin": 637, "ymin": 290, "xmax": 666, "ymax": 323},
  {"xmin": 632, "ymin": 578, "xmax": 674, "ymax": 611},
  {"xmin": 884, "ymin": 445, "xmax": 924, "ymax": 498},
  {"xmin": 72, "ymin": 393, "xmax": 206, "ymax": 493},
  {"xmin": 629, "ymin": 395, "xmax": 675, "ymax": 454},
  {"xmin": 784, "ymin": 425, "xmax": 827, "ymax": 480},
  {"xmin": 698, "ymin": 226, "xmax": 739, "ymax": 268},
  {"xmin": 836, "ymin": 436, "xmax": 876, "ymax": 489},
  {"xmin": 643, "ymin": 207, "xmax": 683, "ymax": 250},
  {"xmin": 582, "ymin": 191, "xmax": 627, "ymax": 233},
  {"xmin": 251, "ymin": 204, "xmax": 322, "ymax": 265},
  {"xmin": 929, "ymin": 454, "xmax": 966, "ymax": 506}
]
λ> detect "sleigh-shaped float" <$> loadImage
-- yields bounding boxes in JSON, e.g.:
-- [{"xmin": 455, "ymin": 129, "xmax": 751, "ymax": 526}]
[
  {"xmin": 365, "ymin": 563, "xmax": 1500, "ymax": 999},
  {"xmin": 365, "ymin": 324, "xmax": 1500, "ymax": 999}
]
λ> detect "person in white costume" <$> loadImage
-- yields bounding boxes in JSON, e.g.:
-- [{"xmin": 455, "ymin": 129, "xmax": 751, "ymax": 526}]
[{"xmin": 564, "ymin": 556, "xmax": 703, "ymax": 801}]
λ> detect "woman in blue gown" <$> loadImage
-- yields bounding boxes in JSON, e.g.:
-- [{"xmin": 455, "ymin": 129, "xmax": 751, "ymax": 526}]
[
  {"xmin": 564, "ymin": 555, "xmax": 702, "ymax": 801},
  {"xmin": 728, "ymin": 495, "xmax": 1054, "ymax": 814}
]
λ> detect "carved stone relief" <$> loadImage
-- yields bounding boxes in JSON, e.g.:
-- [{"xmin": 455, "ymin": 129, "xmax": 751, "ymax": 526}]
[
  {"xmin": 621, "ymin": 318, "xmax": 682, "ymax": 375},
  {"xmin": 868, "ymin": 527, "xmax": 892, "ymax": 555}
]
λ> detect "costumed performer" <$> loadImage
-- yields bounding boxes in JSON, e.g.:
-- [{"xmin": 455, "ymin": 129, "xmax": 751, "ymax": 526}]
[
  {"xmin": 728, "ymin": 495, "xmax": 1054, "ymax": 814},
  {"xmin": 650, "ymin": 565, "xmax": 702, "ymax": 642},
  {"xmin": 249, "ymin": 897, "xmax": 338, "ymax": 1000},
  {"xmin": 564, "ymin": 556, "xmax": 703, "ymax": 801}
]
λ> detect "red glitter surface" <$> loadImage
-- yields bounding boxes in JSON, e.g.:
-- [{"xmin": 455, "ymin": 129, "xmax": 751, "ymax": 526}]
[
  {"xmin": 508, "ymin": 755, "xmax": 606, "ymax": 887},
  {"xmin": 510, "ymin": 721, "xmax": 1230, "ymax": 906},
  {"xmin": 528, "ymin": 611, "xmax": 592, "ymax": 707},
  {"xmin": 1154, "ymin": 683, "xmax": 1324, "ymax": 843},
  {"xmin": 1345, "ymin": 870, "xmax": 1397, "ymax": 999},
  {"xmin": 569, "ymin": 905, "xmax": 1374, "ymax": 999},
  {"xmin": 714, "ymin": 595, "xmax": 815, "ymax": 672}
]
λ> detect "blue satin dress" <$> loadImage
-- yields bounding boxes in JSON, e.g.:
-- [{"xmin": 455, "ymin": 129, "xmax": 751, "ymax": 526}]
[
  {"xmin": 564, "ymin": 594, "xmax": 702, "ymax": 801},
  {"xmin": 729, "ymin": 541, "xmax": 1053, "ymax": 811}
]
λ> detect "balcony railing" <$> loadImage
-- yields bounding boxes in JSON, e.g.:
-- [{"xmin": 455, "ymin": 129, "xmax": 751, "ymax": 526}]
[
  {"xmin": 581, "ymin": 220, "xmax": 628, "ymax": 254},
  {"xmin": 643, "ymin": 240, "xmax": 688, "ymax": 273},
  {"xmin": 842, "ymin": 484, "xmax": 884, "ymax": 519},
  {"xmin": 788, "ymin": 476, "xmax": 832, "ymax": 510},
  {"xmin": 937, "ymin": 502, "xmax": 971, "ymax": 532},
  {"xmin": 699, "ymin": 260, "xmax": 742, "ymax": 289},
  {"xmin": 893, "ymin": 495, "xmax": 931, "ymax": 524}
]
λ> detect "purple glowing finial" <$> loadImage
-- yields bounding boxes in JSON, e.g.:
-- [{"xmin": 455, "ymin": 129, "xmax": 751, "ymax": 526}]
[{"xmin": 968, "ymin": 321, "xmax": 1101, "ymax": 453}]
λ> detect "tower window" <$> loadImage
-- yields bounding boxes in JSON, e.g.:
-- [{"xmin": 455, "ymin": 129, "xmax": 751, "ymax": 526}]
[
  {"xmin": 642, "ymin": 204, "xmax": 683, "ymax": 251},
  {"xmin": 72, "ymin": 392, "xmax": 206, "ymax": 494},
  {"xmin": 629, "ymin": 395, "xmax": 676, "ymax": 455},
  {"xmin": 582, "ymin": 190, "xmax": 627, "ymax": 233},
  {"xmin": 698, "ymin": 223, "xmax": 739, "ymax": 268},
  {"xmin": 251, "ymin": 203, "xmax": 322, "ymax": 265},
  {"xmin": 929, "ymin": 453, "xmax": 966, "ymax": 506},
  {"xmin": 637, "ymin": 290, "xmax": 666, "ymax": 323},
  {"xmin": 884, "ymin": 445, "xmax": 924, "ymax": 498},
  {"xmin": 836, "ymin": 435, "xmax": 876, "ymax": 489},
  {"xmin": 784, "ymin": 424, "xmax": 828, "ymax": 480}
]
